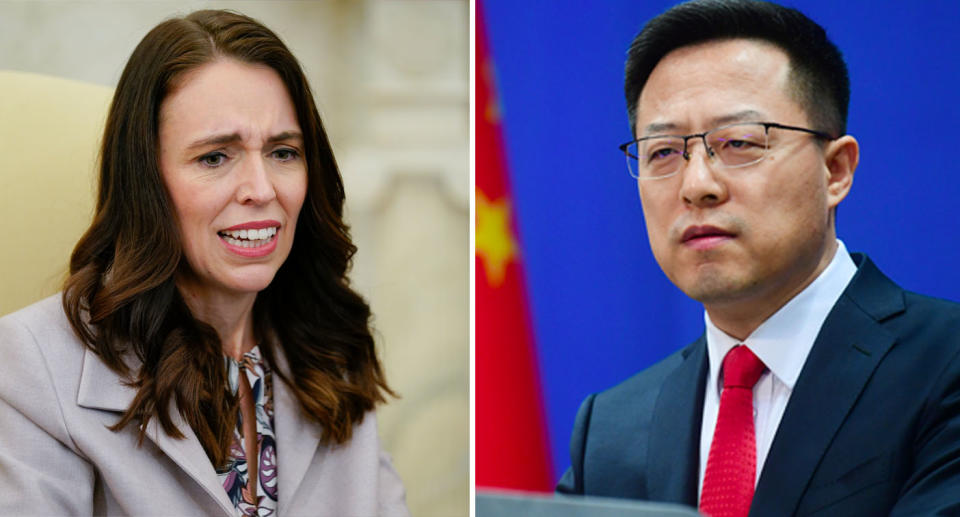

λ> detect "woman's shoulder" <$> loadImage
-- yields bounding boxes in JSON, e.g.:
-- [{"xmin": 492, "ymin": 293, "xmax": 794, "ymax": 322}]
[
  {"xmin": 1, "ymin": 293, "xmax": 71, "ymax": 326},
  {"xmin": 0, "ymin": 294, "xmax": 84, "ymax": 359},
  {"xmin": 0, "ymin": 294, "xmax": 89, "ymax": 407}
]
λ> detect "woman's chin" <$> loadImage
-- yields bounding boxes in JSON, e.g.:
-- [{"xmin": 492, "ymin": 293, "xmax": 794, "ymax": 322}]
[
  {"xmin": 209, "ymin": 267, "xmax": 281, "ymax": 297},
  {"xmin": 226, "ymin": 276, "xmax": 277, "ymax": 295}
]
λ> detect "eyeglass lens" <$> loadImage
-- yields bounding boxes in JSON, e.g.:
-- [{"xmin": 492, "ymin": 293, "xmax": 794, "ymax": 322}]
[{"xmin": 626, "ymin": 123, "xmax": 769, "ymax": 178}]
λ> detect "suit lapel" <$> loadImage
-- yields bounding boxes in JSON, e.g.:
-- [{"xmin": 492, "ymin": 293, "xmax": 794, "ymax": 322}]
[
  {"xmin": 647, "ymin": 338, "xmax": 708, "ymax": 506},
  {"xmin": 750, "ymin": 256, "xmax": 903, "ymax": 516},
  {"xmin": 272, "ymin": 356, "xmax": 322, "ymax": 512},
  {"xmin": 76, "ymin": 347, "xmax": 236, "ymax": 516}
]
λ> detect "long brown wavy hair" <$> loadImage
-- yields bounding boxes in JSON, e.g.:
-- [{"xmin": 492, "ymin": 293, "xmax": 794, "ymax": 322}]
[{"xmin": 63, "ymin": 10, "xmax": 392, "ymax": 468}]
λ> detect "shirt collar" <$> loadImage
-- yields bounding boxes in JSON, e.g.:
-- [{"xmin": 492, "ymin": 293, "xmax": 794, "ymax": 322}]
[
  {"xmin": 225, "ymin": 345, "xmax": 265, "ymax": 394},
  {"xmin": 705, "ymin": 239, "xmax": 857, "ymax": 394}
]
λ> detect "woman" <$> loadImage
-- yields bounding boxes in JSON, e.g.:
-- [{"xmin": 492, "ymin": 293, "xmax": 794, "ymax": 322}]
[{"xmin": 0, "ymin": 10, "xmax": 408, "ymax": 516}]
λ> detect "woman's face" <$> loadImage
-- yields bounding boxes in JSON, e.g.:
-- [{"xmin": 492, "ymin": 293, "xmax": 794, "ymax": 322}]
[{"xmin": 159, "ymin": 58, "xmax": 308, "ymax": 299}]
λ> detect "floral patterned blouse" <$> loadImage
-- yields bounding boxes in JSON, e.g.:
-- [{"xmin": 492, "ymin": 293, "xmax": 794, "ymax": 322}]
[{"xmin": 218, "ymin": 346, "xmax": 278, "ymax": 516}]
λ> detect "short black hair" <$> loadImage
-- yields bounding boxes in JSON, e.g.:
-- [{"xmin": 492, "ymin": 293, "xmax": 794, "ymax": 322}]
[{"xmin": 625, "ymin": 0, "xmax": 849, "ymax": 137}]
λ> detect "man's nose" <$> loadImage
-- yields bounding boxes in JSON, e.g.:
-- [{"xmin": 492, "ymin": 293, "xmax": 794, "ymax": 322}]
[{"xmin": 678, "ymin": 139, "xmax": 727, "ymax": 208}]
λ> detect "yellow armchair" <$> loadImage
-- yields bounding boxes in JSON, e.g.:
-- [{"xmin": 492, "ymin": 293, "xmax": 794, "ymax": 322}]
[{"xmin": 0, "ymin": 70, "xmax": 112, "ymax": 316}]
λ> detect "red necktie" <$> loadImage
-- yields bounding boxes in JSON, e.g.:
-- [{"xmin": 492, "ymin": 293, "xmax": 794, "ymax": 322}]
[{"xmin": 700, "ymin": 345, "xmax": 767, "ymax": 517}]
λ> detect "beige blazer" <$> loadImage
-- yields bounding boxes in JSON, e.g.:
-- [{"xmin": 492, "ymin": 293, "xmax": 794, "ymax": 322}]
[{"xmin": 0, "ymin": 296, "xmax": 409, "ymax": 516}]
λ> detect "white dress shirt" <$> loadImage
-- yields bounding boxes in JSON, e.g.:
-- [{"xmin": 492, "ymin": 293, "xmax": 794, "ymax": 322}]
[{"xmin": 697, "ymin": 239, "xmax": 857, "ymax": 498}]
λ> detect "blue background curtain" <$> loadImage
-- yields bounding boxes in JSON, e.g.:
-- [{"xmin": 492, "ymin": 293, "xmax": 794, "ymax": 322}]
[{"xmin": 482, "ymin": 0, "xmax": 960, "ymax": 482}]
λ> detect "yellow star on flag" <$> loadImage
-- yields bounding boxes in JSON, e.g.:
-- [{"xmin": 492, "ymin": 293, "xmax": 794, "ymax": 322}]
[{"xmin": 476, "ymin": 190, "xmax": 517, "ymax": 287}]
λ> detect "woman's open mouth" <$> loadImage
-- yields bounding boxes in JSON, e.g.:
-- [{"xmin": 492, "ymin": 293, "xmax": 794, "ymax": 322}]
[{"xmin": 218, "ymin": 227, "xmax": 278, "ymax": 248}]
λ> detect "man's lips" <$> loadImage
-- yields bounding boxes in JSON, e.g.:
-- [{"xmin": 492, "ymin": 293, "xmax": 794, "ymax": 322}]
[{"xmin": 681, "ymin": 225, "xmax": 736, "ymax": 244}]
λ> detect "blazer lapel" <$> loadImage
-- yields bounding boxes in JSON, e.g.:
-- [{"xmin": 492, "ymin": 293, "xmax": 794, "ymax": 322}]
[
  {"xmin": 272, "ymin": 358, "xmax": 322, "ymax": 512},
  {"xmin": 751, "ymin": 256, "xmax": 902, "ymax": 516},
  {"xmin": 646, "ymin": 337, "xmax": 708, "ymax": 506},
  {"xmin": 76, "ymin": 347, "xmax": 236, "ymax": 516}
]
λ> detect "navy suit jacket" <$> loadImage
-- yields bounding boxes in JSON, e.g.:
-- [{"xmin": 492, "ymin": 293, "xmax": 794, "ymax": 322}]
[{"xmin": 557, "ymin": 254, "xmax": 960, "ymax": 515}]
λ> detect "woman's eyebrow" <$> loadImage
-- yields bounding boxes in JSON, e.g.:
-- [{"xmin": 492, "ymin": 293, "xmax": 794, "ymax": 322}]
[
  {"xmin": 186, "ymin": 130, "xmax": 303, "ymax": 151},
  {"xmin": 186, "ymin": 132, "xmax": 241, "ymax": 151},
  {"xmin": 267, "ymin": 131, "xmax": 303, "ymax": 144}
]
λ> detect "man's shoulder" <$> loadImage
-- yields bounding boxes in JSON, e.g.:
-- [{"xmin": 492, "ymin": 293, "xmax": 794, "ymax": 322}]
[
  {"xmin": 848, "ymin": 253, "xmax": 959, "ymax": 311},
  {"xmin": 901, "ymin": 289, "xmax": 960, "ymax": 318},
  {"xmin": 560, "ymin": 340, "xmax": 705, "ymax": 497},
  {"xmin": 592, "ymin": 340, "xmax": 702, "ymax": 411},
  {"xmin": 847, "ymin": 254, "xmax": 960, "ymax": 343},
  {"xmin": 889, "ymin": 289, "xmax": 960, "ymax": 355}
]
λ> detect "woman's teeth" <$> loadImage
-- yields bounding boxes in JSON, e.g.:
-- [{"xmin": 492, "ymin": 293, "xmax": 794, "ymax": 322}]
[{"xmin": 219, "ymin": 227, "xmax": 278, "ymax": 247}]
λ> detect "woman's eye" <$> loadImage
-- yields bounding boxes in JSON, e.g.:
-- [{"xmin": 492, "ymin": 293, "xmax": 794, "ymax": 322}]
[
  {"xmin": 272, "ymin": 148, "xmax": 299, "ymax": 161},
  {"xmin": 199, "ymin": 152, "xmax": 227, "ymax": 167}
]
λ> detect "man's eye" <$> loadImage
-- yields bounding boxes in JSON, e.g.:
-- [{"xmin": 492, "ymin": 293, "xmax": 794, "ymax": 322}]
[
  {"xmin": 272, "ymin": 148, "xmax": 299, "ymax": 161},
  {"xmin": 716, "ymin": 137, "xmax": 762, "ymax": 150},
  {"xmin": 648, "ymin": 147, "xmax": 679, "ymax": 162},
  {"xmin": 199, "ymin": 152, "xmax": 227, "ymax": 167}
]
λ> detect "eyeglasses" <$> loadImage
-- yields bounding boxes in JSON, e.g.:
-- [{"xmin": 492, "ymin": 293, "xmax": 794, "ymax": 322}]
[{"xmin": 618, "ymin": 122, "xmax": 836, "ymax": 179}]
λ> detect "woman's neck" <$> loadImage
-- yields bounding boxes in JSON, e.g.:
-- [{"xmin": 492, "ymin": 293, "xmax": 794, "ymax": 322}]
[{"xmin": 175, "ymin": 275, "xmax": 258, "ymax": 360}]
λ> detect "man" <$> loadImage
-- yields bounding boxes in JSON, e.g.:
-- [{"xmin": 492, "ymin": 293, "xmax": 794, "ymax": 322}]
[{"xmin": 556, "ymin": 1, "xmax": 960, "ymax": 515}]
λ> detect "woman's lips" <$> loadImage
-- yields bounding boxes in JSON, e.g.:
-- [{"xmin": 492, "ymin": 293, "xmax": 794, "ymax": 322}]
[{"xmin": 221, "ymin": 219, "xmax": 281, "ymax": 231}]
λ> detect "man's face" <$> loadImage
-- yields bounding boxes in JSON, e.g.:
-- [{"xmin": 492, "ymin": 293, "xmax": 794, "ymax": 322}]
[{"xmin": 635, "ymin": 39, "xmax": 854, "ymax": 327}]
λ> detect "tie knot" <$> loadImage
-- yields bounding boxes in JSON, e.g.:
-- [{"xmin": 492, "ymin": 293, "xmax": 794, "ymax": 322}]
[{"xmin": 722, "ymin": 345, "xmax": 766, "ymax": 389}]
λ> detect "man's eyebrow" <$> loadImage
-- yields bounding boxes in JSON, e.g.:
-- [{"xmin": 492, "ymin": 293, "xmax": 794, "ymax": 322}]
[
  {"xmin": 709, "ymin": 110, "xmax": 766, "ymax": 127},
  {"xmin": 186, "ymin": 131, "xmax": 303, "ymax": 151},
  {"xmin": 643, "ymin": 122, "xmax": 680, "ymax": 135},
  {"xmin": 641, "ymin": 110, "xmax": 767, "ymax": 136}
]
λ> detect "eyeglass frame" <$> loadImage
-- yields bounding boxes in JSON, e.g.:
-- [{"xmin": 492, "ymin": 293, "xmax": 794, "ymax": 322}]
[{"xmin": 618, "ymin": 121, "xmax": 837, "ymax": 180}]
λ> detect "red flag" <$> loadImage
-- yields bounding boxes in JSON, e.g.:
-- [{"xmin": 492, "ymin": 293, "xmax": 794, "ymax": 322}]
[{"xmin": 475, "ymin": 3, "xmax": 553, "ymax": 491}]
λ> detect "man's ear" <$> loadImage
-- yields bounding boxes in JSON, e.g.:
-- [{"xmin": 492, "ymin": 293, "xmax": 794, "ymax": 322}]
[{"xmin": 824, "ymin": 134, "xmax": 858, "ymax": 209}]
